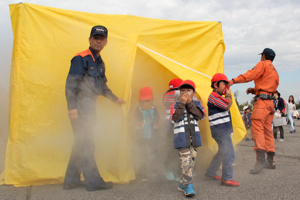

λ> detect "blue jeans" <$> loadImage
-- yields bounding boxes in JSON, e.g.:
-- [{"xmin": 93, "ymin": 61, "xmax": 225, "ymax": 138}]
[
  {"xmin": 288, "ymin": 113, "xmax": 295, "ymax": 131},
  {"xmin": 206, "ymin": 133, "xmax": 235, "ymax": 181}
]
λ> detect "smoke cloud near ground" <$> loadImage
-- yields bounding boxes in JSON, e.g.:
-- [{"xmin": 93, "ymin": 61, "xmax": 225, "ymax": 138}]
[{"xmin": 123, "ymin": 48, "xmax": 219, "ymax": 181}]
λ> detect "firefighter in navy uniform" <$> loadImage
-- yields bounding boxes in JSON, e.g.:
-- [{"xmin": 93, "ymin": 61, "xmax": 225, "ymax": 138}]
[{"xmin": 64, "ymin": 25, "xmax": 125, "ymax": 191}]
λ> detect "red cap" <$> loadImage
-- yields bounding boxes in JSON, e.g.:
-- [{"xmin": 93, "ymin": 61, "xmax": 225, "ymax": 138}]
[
  {"xmin": 139, "ymin": 87, "xmax": 153, "ymax": 100},
  {"xmin": 169, "ymin": 79, "xmax": 183, "ymax": 89},
  {"xmin": 179, "ymin": 80, "xmax": 196, "ymax": 91},
  {"xmin": 211, "ymin": 73, "xmax": 232, "ymax": 84}
]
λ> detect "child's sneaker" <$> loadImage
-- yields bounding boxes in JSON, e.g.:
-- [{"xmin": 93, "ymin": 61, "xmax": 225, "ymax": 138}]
[
  {"xmin": 220, "ymin": 179, "xmax": 240, "ymax": 187},
  {"xmin": 178, "ymin": 182, "xmax": 185, "ymax": 192},
  {"xmin": 278, "ymin": 138, "xmax": 284, "ymax": 142},
  {"xmin": 205, "ymin": 173, "xmax": 221, "ymax": 180},
  {"xmin": 245, "ymin": 138, "xmax": 251, "ymax": 141},
  {"xmin": 184, "ymin": 184, "xmax": 196, "ymax": 197},
  {"xmin": 165, "ymin": 172, "xmax": 175, "ymax": 180}
]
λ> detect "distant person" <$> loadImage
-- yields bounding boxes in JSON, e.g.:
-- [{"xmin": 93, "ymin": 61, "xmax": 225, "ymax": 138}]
[
  {"xmin": 64, "ymin": 25, "xmax": 126, "ymax": 191},
  {"xmin": 163, "ymin": 79, "xmax": 182, "ymax": 181},
  {"xmin": 287, "ymin": 95, "xmax": 296, "ymax": 133},
  {"xmin": 243, "ymin": 106, "xmax": 252, "ymax": 141},
  {"xmin": 170, "ymin": 80, "xmax": 206, "ymax": 197},
  {"xmin": 205, "ymin": 73, "xmax": 240, "ymax": 187},
  {"xmin": 273, "ymin": 91, "xmax": 285, "ymax": 141},
  {"xmin": 135, "ymin": 87, "xmax": 160, "ymax": 182},
  {"xmin": 230, "ymin": 48, "xmax": 279, "ymax": 173}
]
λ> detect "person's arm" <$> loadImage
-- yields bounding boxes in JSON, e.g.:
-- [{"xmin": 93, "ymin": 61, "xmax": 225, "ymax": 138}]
[
  {"xmin": 186, "ymin": 101, "xmax": 206, "ymax": 120},
  {"xmin": 208, "ymin": 92, "xmax": 231, "ymax": 111},
  {"xmin": 65, "ymin": 56, "xmax": 85, "ymax": 120},
  {"xmin": 232, "ymin": 61, "xmax": 265, "ymax": 84},
  {"xmin": 171, "ymin": 102, "xmax": 185, "ymax": 122},
  {"xmin": 224, "ymin": 88, "xmax": 233, "ymax": 110}
]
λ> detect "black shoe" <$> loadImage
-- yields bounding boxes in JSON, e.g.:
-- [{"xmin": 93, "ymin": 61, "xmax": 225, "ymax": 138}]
[
  {"xmin": 266, "ymin": 152, "xmax": 276, "ymax": 169},
  {"xmin": 250, "ymin": 150, "xmax": 269, "ymax": 174},
  {"xmin": 86, "ymin": 181, "xmax": 113, "ymax": 191},
  {"xmin": 290, "ymin": 131, "xmax": 293, "ymax": 133},
  {"xmin": 63, "ymin": 182, "xmax": 85, "ymax": 190}
]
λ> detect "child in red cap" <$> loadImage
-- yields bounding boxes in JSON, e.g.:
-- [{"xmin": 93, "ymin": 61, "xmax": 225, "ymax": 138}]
[
  {"xmin": 163, "ymin": 79, "xmax": 182, "ymax": 182},
  {"xmin": 135, "ymin": 87, "xmax": 160, "ymax": 181},
  {"xmin": 170, "ymin": 80, "xmax": 206, "ymax": 197},
  {"xmin": 205, "ymin": 73, "xmax": 240, "ymax": 187}
]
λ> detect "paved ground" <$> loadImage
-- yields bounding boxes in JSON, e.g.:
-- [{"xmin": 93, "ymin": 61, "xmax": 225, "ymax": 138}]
[{"xmin": 1, "ymin": 120, "xmax": 300, "ymax": 200}]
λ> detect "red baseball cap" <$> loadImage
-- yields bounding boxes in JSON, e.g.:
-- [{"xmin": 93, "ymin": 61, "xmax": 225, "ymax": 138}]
[
  {"xmin": 169, "ymin": 79, "xmax": 183, "ymax": 89},
  {"xmin": 139, "ymin": 87, "xmax": 153, "ymax": 100},
  {"xmin": 211, "ymin": 73, "xmax": 232, "ymax": 84},
  {"xmin": 179, "ymin": 80, "xmax": 196, "ymax": 91}
]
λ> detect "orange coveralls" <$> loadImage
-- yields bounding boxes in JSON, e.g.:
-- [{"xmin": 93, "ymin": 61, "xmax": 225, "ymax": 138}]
[{"xmin": 233, "ymin": 60, "xmax": 279, "ymax": 152}]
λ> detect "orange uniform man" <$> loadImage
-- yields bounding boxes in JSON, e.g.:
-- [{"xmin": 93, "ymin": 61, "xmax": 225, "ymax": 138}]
[{"xmin": 231, "ymin": 48, "xmax": 279, "ymax": 174}]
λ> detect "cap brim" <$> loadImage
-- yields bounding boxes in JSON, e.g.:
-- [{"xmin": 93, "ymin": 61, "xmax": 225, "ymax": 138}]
[
  {"xmin": 221, "ymin": 80, "xmax": 233, "ymax": 84},
  {"xmin": 139, "ymin": 96, "xmax": 153, "ymax": 100},
  {"xmin": 169, "ymin": 87, "xmax": 180, "ymax": 91},
  {"xmin": 179, "ymin": 84, "xmax": 195, "ymax": 91},
  {"xmin": 90, "ymin": 33, "xmax": 107, "ymax": 37}
]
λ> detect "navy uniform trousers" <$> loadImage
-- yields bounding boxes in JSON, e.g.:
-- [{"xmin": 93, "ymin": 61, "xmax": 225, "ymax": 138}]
[{"xmin": 64, "ymin": 94, "xmax": 104, "ymax": 189}]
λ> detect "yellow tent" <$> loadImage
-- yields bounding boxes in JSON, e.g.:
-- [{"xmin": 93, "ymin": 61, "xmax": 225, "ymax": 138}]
[{"xmin": 1, "ymin": 2, "xmax": 245, "ymax": 186}]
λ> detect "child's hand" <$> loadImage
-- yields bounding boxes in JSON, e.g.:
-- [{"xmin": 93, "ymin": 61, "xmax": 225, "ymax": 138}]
[
  {"xmin": 180, "ymin": 93, "xmax": 189, "ymax": 104},
  {"xmin": 225, "ymin": 87, "xmax": 231, "ymax": 96}
]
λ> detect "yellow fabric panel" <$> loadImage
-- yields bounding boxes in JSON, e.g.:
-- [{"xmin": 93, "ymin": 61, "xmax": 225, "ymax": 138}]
[{"xmin": 4, "ymin": 2, "xmax": 245, "ymax": 186}]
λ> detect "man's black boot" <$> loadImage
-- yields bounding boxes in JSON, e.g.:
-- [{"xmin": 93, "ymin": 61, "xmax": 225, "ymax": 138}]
[
  {"xmin": 250, "ymin": 150, "xmax": 269, "ymax": 174},
  {"xmin": 266, "ymin": 152, "xmax": 276, "ymax": 169}
]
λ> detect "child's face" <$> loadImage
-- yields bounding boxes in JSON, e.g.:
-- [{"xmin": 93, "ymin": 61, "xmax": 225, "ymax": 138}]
[
  {"xmin": 140, "ymin": 99, "xmax": 153, "ymax": 111},
  {"xmin": 214, "ymin": 81, "xmax": 229, "ymax": 94},
  {"xmin": 245, "ymin": 109, "xmax": 250, "ymax": 114},
  {"xmin": 180, "ymin": 88, "xmax": 194, "ymax": 99}
]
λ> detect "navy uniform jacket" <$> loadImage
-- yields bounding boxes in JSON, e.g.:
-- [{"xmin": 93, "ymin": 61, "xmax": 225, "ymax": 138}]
[{"xmin": 65, "ymin": 47, "xmax": 118, "ymax": 111}]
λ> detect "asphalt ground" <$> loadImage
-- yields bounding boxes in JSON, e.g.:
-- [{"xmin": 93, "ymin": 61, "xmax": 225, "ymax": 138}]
[{"xmin": 1, "ymin": 120, "xmax": 300, "ymax": 200}]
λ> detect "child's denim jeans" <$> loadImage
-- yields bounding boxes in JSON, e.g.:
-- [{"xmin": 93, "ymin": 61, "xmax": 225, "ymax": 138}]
[{"xmin": 206, "ymin": 133, "xmax": 235, "ymax": 181}]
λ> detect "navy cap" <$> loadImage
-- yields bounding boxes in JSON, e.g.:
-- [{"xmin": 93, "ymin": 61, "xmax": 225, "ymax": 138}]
[
  {"xmin": 90, "ymin": 25, "xmax": 108, "ymax": 37},
  {"xmin": 259, "ymin": 48, "xmax": 276, "ymax": 58}
]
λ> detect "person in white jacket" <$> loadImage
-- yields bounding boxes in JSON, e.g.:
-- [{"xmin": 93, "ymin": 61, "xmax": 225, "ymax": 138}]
[{"xmin": 287, "ymin": 95, "xmax": 296, "ymax": 133}]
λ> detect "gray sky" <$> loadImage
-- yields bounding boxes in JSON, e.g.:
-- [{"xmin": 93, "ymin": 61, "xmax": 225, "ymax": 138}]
[{"xmin": 1, "ymin": 0, "xmax": 300, "ymax": 104}]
